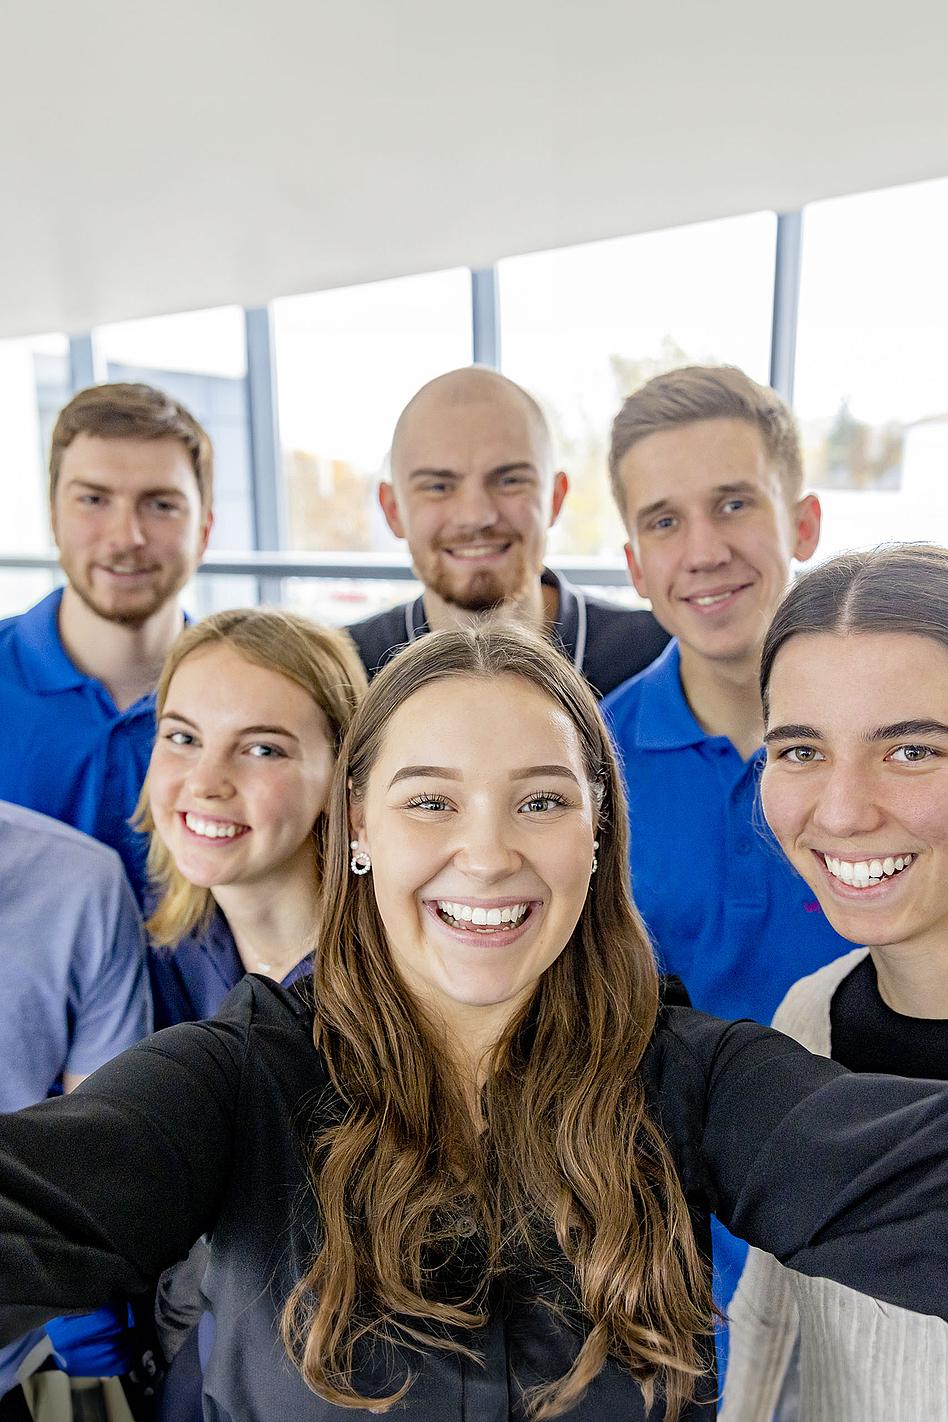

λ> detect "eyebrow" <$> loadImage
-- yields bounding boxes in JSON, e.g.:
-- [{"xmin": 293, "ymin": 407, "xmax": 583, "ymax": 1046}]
[
  {"xmin": 66, "ymin": 478, "xmax": 187, "ymax": 499},
  {"xmin": 765, "ymin": 719, "xmax": 948, "ymax": 744},
  {"xmin": 388, "ymin": 762, "xmax": 580, "ymax": 788},
  {"xmin": 406, "ymin": 462, "xmax": 538, "ymax": 484},
  {"xmin": 389, "ymin": 765, "xmax": 460, "ymax": 786},
  {"xmin": 159, "ymin": 711, "xmax": 300, "ymax": 741},
  {"xmin": 634, "ymin": 481, "xmax": 759, "ymax": 527}
]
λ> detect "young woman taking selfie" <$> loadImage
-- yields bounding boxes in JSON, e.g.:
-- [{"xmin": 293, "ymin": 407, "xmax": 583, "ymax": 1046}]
[
  {"xmin": 1, "ymin": 626, "xmax": 946, "ymax": 1422},
  {"xmin": 724, "ymin": 544, "xmax": 948, "ymax": 1422}
]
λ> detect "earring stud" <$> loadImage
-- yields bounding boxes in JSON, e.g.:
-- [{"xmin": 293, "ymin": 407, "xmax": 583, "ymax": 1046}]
[{"xmin": 350, "ymin": 839, "xmax": 372, "ymax": 875}]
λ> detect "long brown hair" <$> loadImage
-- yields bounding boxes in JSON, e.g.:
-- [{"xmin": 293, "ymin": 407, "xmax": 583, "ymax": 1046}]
[
  {"xmin": 761, "ymin": 543, "xmax": 948, "ymax": 717},
  {"xmin": 137, "ymin": 608, "xmax": 367, "ymax": 945},
  {"xmin": 282, "ymin": 626, "xmax": 712, "ymax": 1418}
]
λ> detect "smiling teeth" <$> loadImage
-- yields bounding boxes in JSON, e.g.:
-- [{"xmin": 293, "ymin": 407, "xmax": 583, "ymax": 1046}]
[
  {"xmin": 823, "ymin": 853, "xmax": 912, "ymax": 888},
  {"xmin": 692, "ymin": 591, "xmax": 734, "ymax": 606},
  {"xmin": 185, "ymin": 812, "xmax": 245, "ymax": 839},
  {"xmin": 450, "ymin": 546, "xmax": 505, "ymax": 559},
  {"xmin": 437, "ymin": 901, "xmax": 529, "ymax": 928}
]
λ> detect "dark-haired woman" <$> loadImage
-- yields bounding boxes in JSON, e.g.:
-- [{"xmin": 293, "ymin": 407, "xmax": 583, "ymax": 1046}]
[
  {"xmin": 1, "ymin": 624, "xmax": 947, "ymax": 1422},
  {"xmin": 723, "ymin": 544, "xmax": 948, "ymax": 1422}
]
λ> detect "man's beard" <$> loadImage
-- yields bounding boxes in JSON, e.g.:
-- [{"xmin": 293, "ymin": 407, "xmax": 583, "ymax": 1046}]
[
  {"xmin": 61, "ymin": 556, "xmax": 179, "ymax": 630},
  {"xmin": 428, "ymin": 565, "xmax": 510, "ymax": 613},
  {"xmin": 423, "ymin": 537, "xmax": 534, "ymax": 614}
]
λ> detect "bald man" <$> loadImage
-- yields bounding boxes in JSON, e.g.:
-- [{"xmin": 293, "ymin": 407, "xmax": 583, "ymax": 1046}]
[{"xmin": 346, "ymin": 367, "xmax": 668, "ymax": 697}]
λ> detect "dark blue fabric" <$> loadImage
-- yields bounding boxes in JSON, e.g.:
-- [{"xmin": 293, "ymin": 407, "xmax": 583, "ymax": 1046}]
[
  {"xmin": 602, "ymin": 640, "xmax": 853, "ymax": 1354},
  {"xmin": 148, "ymin": 907, "xmax": 314, "ymax": 1028},
  {"xmin": 0, "ymin": 589, "xmax": 159, "ymax": 901}
]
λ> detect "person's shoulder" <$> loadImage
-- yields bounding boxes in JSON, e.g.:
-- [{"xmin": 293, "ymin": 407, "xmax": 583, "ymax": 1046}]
[
  {"xmin": 644, "ymin": 1004, "xmax": 800, "ymax": 1091},
  {"xmin": 580, "ymin": 596, "xmax": 670, "ymax": 697},
  {"xmin": 0, "ymin": 799, "xmax": 126, "ymax": 877},
  {"xmin": 771, "ymin": 948, "xmax": 869, "ymax": 1043},
  {"xmin": 345, "ymin": 600, "xmax": 414, "ymax": 677},
  {"xmin": 600, "ymin": 652, "xmax": 659, "ymax": 726},
  {"xmin": 216, "ymin": 972, "xmax": 317, "ymax": 1036}
]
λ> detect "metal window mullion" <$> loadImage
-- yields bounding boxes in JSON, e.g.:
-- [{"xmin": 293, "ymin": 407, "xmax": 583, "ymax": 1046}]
[
  {"xmin": 244, "ymin": 306, "xmax": 286, "ymax": 604},
  {"xmin": 769, "ymin": 211, "xmax": 804, "ymax": 403},
  {"xmin": 67, "ymin": 333, "xmax": 106, "ymax": 392},
  {"xmin": 471, "ymin": 267, "xmax": 500, "ymax": 368}
]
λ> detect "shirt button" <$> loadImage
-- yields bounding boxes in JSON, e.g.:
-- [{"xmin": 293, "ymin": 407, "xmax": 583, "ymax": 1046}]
[{"xmin": 736, "ymin": 839, "xmax": 753, "ymax": 855}]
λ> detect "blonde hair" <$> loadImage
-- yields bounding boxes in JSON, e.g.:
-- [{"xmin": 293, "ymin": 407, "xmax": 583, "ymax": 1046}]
[
  {"xmin": 138, "ymin": 608, "xmax": 367, "ymax": 946},
  {"xmin": 609, "ymin": 365, "xmax": 803, "ymax": 516}
]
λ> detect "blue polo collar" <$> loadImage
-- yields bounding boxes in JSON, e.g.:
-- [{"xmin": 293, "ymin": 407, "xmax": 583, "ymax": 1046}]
[
  {"xmin": 10, "ymin": 588, "xmax": 89, "ymax": 694},
  {"xmin": 631, "ymin": 640, "xmax": 714, "ymax": 752}
]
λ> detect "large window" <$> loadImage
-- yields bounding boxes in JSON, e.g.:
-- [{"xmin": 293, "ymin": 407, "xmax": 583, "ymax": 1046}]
[
  {"xmin": 794, "ymin": 177, "xmax": 948, "ymax": 560},
  {"xmin": 93, "ymin": 306, "xmax": 255, "ymax": 613},
  {"xmin": 0, "ymin": 333, "xmax": 69, "ymax": 614},
  {"xmin": 499, "ymin": 212, "xmax": 778, "ymax": 561},
  {"xmin": 272, "ymin": 268, "xmax": 473, "ymax": 574}
]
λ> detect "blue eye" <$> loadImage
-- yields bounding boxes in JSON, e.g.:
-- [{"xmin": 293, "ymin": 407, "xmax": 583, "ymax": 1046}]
[
  {"xmin": 519, "ymin": 791, "xmax": 569, "ymax": 813},
  {"xmin": 166, "ymin": 730, "xmax": 194, "ymax": 746},
  {"xmin": 405, "ymin": 793, "xmax": 451, "ymax": 811},
  {"xmin": 247, "ymin": 743, "xmax": 285, "ymax": 759}
]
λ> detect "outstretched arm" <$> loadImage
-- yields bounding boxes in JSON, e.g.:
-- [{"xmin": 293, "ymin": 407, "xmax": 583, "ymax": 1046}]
[
  {"xmin": 674, "ymin": 1014, "xmax": 948, "ymax": 1322},
  {"xmin": 0, "ymin": 1011, "xmax": 246, "ymax": 1345}
]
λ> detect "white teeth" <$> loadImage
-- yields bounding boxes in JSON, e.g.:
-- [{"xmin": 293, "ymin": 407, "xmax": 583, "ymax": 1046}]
[
  {"xmin": 185, "ymin": 812, "xmax": 242, "ymax": 840},
  {"xmin": 437, "ymin": 901, "xmax": 528, "ymax": 929},
  {"xmin": 823, "ymin": 853, "xmax": 913, "ymax": 890},
  {"xmin": 451, "ymin": 546, "xmax": 503, "ymax": 559},
  {"xmin": 693, "ymin": 591, "xmax": 732, "ymax": 606}
]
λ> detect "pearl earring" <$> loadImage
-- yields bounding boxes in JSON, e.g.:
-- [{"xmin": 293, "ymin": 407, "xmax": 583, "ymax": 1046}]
[
  {"xmin": 592, "ymin": 839, "xmax": 599, "ymax": 874},
  {"xmin": 350, "ymin": 839, "xmax": 371, "ymax": 875}
]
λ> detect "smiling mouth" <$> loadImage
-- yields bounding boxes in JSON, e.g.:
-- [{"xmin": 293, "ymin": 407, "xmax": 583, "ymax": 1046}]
[
  {"xmin": 682, "ymin": 583, "xmax": 752, "ymax": 608},
  {"xmin": 442, "ymin": 542, "xmax": 514, "ymax": 561},
  {"xmin": 436, "ymin": 900, "xmax": 531, "ymax": 930},
  {"xmin": 818, "ymin": 851, "xmax": 914, "ymax": 890},
  {"xmin": 182, "ymin": 811, "xmax": 251, "ymax": 841}
]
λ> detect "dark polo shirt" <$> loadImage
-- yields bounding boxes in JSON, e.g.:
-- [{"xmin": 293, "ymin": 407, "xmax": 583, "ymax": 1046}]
[{"xmin": 346, "ymin": 567, "xmax": 669, "ymax": 698}]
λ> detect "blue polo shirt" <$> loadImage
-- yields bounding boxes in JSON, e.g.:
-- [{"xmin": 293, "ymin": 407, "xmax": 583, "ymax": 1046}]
[
  {"xmin": 149, "ymin": 906, "xmax": 314, "ymax": 1028},
  {"xmin": 602, "ymin": 640, "xmax": 851, "ymax": 1348},
  {"xmin": 0, "ymin": 589, "xmax": 162, "ymax": 900},
  {"xmin": 601, "ymin": 639, "xmax": 849, "ymax": 1024}
]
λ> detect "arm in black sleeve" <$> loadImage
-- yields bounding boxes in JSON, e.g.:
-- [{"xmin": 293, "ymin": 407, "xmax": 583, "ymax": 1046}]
[
  {"xmin": 0, "ymin": 997, "xmax": 250, "ymax": 1344},
  {"xmin": 670, "ymin": 1012, "xmax": 948, "ymax": 1321}
]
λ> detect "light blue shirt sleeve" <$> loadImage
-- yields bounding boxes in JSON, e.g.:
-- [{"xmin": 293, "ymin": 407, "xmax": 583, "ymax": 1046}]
[{"xmin": 64, "ymin": 867, "xmax": 151, "ymax": 1081}]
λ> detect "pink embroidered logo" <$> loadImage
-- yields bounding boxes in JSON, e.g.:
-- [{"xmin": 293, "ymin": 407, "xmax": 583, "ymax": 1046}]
[{"xmin": 803, "ymin": 900, "xmax": 822, "ymax": 914}]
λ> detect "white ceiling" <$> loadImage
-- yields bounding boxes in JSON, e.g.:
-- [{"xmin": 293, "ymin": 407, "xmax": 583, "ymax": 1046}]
[{"xmin": 3, "ymin": 0, "xmax": 947, "ymax": 338}]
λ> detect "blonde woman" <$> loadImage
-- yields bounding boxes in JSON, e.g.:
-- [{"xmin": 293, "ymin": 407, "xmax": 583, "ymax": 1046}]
[{"xmin": 138, "ymin": 608, "xmax": 367, "ymax": 1027}]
